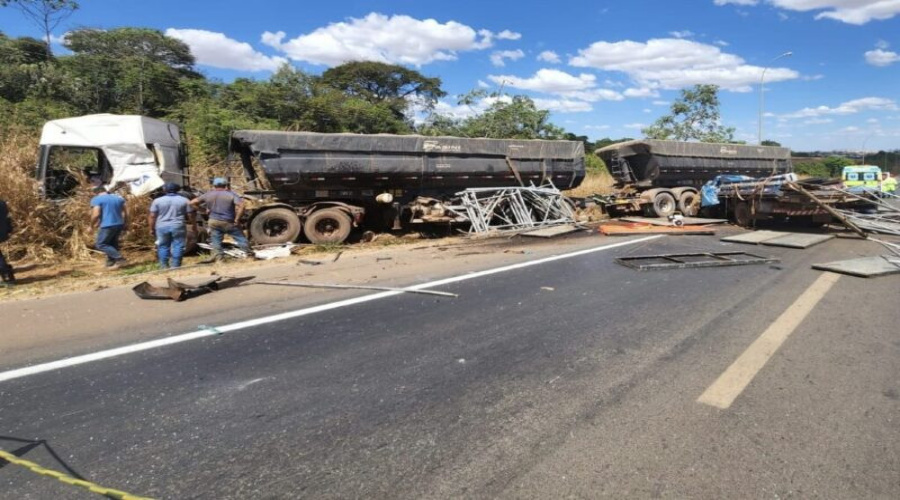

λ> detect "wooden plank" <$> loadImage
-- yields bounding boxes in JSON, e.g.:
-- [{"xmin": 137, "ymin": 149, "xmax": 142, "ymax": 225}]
[
  {"xmin": 620, "ymin": 217, "xmax": 729, "ymax": 226},
  {"xmin": 600, "ymin": 224, "xmax": 716, "ymax": 236},
  {"xmin": 761, "ymin": 233, "xmax": 834, "ymax": 249},
  {"xmin": 521, "ymin": 224, "xmax": 581, "ymax": 238},
  {"xmin": 812, "ymin": 256, "xmax": 900, "ymax": 278},
  {"xmin": 720, "ymin": 230, "xmax": 785, "ymax": 244}
]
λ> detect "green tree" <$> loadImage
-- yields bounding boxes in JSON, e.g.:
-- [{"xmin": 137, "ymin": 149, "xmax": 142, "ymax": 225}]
[
  {"xmin": 0, "ymin": 0, "xmax": 78, "ymax": 57},
  {"xmin": 322, "ymin": 61, "xmax": 446, "ymax": 121},
  {"xmin": 642, "ymin": 84, "xmax": 735, "ymax": 143},
  {"xmin": 761, "ymin": 140, "xmax": 781, "ymax": 147},
  {"xmin": 61, "ymin": 27, "xmax": 199, "ymax": 115}
]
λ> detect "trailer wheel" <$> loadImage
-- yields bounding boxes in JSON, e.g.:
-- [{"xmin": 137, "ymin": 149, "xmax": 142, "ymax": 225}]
[
  {"xmin": 645, "ymin": 192, "xmax": 676, "ymax": 217},
  {"xmin": 677, "ymin": 190, "xmax": 699, "ymax": 217},
  {"xmin": 733, "ymin": 201, "xmax": 753, "ymax": 227},
  {"xmin": 249, "ymin": 208, "xmax": 302, "ymax": 245},
  {"xmin": 304, "ymin": 208, "xmax": 352, "ymax": 244}
]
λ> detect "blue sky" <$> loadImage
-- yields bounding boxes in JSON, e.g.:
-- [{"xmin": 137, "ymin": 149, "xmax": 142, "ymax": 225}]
[{"xmin": 2, "ymin": 0, "xmax": 899, "ymax": 152}]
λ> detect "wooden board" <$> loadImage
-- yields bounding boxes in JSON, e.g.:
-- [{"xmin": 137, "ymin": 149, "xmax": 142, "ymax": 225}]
[
  {"xmin": 600, "ymin": 224, "xmax": 716, "ymax": 236},
  {"xmin": 812, "ymin": 256, "xmax": 900, "ymax": 278},
  {"xmin": 620, "ymin": 217, "xmax": 729, "ymax": 226},
  {"xmin": 721, "ymin": 230, "xmax": 789, "ymax": 244},
  {"xmin": 521, "ymin": 224, "xmax": 582, "ymax": 238},
  {"xmin": 761, "ymin": 233, "xmax": 834, "ymax": 249}
]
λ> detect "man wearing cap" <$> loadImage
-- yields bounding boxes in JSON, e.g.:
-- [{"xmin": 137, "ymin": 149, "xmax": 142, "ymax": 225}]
[
  {"xmin": 190, "ymin": 178, "xmax": 252, "ymax": 260},
  {"xmin": 90, "ymin": 180, "xmax": 128, "ymax": 269},
  {"xmin": 149, "ymin": 182, "xmax": 196, "ymax": 269}
]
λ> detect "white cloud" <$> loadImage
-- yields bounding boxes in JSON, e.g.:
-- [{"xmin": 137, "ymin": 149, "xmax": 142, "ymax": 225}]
[
  {"xmin": 488, "ymin": 68, "xmax": 597, "ymax": 93},
  {"xmin": 260, "ymin": 13, "xmax": 510, "ymax": 66},
  {"xmin": 715, "ymin": 1, "xmax": 900, "ymax": 25},
  {"xmin": 867, "ymin": 118, "xmax": 880, "ymax": 124},
  {"xmin": 778, "ymin": 11, "xmax": 790, "ymax": 20},
  {"xmin": 803, "ymin": 118, "xmax": 834, "ymax": 124},
  {"xmin": 166, "ymin": 28, "xmax": 287, "ymax": 71},
  {"xmin": 570, "ymin": 38, "xmax": 799, "ymax": 91},
  {"xmin": 669, "ymin": 30, "xmax": 695, "ymax": 38},
  {"xmin": 585, "ymin": 124, "xmax": 611, "ymax": 130},
  {"xmin": 496, "ymin": 30, "xmax": 522, "ymax": 40},
  {"xmin": 430, "ymin": 95, "xmax": 512, "ymax": 121},
  {"xmin": 865, "ymin": 48, "xmax": 900, "ymax": 66},
  {"xmin": 714, "ymin": 39, "xmax": 730, "ymax": 47},
  {"xmin": 537, "ymin": 50, "xmax": 561, "ymax": 63},
  {"xmin": 624, "ymin": 87, "xmax": 660, "ymax": 98},
  {"xmin": 624, "ymin": 123, "xmax": 646, "ymax": 129},
  {"xmin": 477, "ymin": 79, "xmax": 491, "ymax": 88},
  {"xmin": 782, "ymin": 97, "xmax": 899, "ymax": 118},
  {"xmin": 876, "ymin": 39, "xmax": 890, "ymax": 50},
  {"xmin": 532, "ymin": 98, "xmax": 594, "ymax": 113},
  {"xmin": 490, "ymin": 49, "xmax": 525, "ymax": 67},
  {"xmin": 652, "ymin": 100, "xmax": 669, "ymax": 106},
  {"xmin": 802, "ymin": 74, "xmax": 825, "ymax": 81}
]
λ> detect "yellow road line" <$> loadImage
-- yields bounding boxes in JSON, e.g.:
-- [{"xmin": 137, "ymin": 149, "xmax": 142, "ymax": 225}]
[{"xmin": 697, "ymin": 272, "xmax": 841, "ymax": 409}]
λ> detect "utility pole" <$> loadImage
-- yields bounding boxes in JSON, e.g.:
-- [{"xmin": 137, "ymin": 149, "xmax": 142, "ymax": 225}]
[{"xmin": 758, "ymin": 51, "xmax": 793, "ymax": 145}]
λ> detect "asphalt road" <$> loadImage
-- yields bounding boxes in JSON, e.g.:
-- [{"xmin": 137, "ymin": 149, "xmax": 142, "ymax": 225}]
[{"xmin": 1, "ymin": 232, "xmax": 898, "ymax": 499}]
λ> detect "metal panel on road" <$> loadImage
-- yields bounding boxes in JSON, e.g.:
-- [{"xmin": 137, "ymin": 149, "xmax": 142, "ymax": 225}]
[
  {"xmin": 721, "ymin": 230, "xmax": 788, "ymax": 244},
  {"xmin": 761, "ymin": 233, "xmax": 834, "ymax": 249},
  {"xmin": 812, "ymin": 256, "xmax": 900, "ymax": 278}
]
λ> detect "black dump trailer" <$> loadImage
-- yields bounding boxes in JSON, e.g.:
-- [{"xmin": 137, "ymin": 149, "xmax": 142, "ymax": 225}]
[
  {"xmin": 594, "ymin": 139, "xmax": 792, "ymax": 217},
  {"xmin": 230, "ymin": 131, "xmax": 585, "ymax": 244}
]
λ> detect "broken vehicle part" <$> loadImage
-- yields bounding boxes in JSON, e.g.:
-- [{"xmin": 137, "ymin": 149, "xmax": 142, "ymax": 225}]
[{"xmin": 616, "ymin": 252, "xmax": 779, "ymax": 271}]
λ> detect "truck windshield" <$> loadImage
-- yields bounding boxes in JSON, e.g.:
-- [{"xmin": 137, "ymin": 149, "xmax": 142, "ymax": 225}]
[{"xmin": 43, "ymin": 147, "xmax": 111, "ymax": 199}]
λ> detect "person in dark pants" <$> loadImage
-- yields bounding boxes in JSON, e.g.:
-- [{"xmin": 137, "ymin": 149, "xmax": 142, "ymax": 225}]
[
  {"xmin": 90, "ymin": 182, "xmax": 129, "ymax": 269},
  {"xmin": 0, "ymin": 198, "xmax": 15, "ymax": 287},
  {"xmin": 190, "ymin": 178, "xmax": 252, "ymax": 260},
  {"xmin": 149, "ymin": 182, "xmax": 196, "ymax": 269}
]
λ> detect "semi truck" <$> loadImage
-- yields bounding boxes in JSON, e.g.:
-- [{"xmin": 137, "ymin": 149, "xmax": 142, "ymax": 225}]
[
  {"xmin": 35, "ymin": 114, "xmax": 585, "ymax": 245},
  {"xmin": 594, "ymin": 139, "xmax": 793, "ymax": 217}
]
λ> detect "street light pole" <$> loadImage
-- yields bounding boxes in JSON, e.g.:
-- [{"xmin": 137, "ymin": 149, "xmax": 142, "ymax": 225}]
[{"xmin": 758, "ymin": 51, "xmax": 793, "ymax": 145}]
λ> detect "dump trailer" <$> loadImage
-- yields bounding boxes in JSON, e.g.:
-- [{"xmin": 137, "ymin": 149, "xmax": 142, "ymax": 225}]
[
  {"xmin": 230, "ymin": 131, "xmax": 585, "ymax": 244},
  {"xmin": 594, "ymin": 139, "xmax": 792, "ymax": 217}
]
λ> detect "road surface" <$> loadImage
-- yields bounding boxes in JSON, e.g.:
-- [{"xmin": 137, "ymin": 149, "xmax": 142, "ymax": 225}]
[{"xmin": 1, "ymin": 231, "xmax": 897, "ymax": 498}]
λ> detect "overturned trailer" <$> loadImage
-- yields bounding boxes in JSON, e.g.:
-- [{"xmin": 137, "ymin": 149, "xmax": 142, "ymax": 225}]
[
  {"xmin": 595, "ymin": 139, "xmax": 792, "ymax": 217},
  {"xmin": 230, "ymin": 131, "xmax": 585, "ymax": 244}
]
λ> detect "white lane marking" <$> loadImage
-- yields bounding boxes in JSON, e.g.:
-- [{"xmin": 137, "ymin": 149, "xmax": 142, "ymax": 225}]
[
  {"xmin": 697, "ymin": 272, "xmax": 841, "ymax": 409},
  {"xmin": 0, "ymin": 235, "xmax": 663, "ymax": 384}
]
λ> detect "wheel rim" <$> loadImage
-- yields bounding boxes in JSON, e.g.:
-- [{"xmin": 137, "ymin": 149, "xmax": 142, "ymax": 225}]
[
  {"xmin": 315, "ymin": 218, "xmax": 340, "ymax": 237},
  {"xmin": 263, "ymin": 219, "xmax": 288, "ymax": 237}
]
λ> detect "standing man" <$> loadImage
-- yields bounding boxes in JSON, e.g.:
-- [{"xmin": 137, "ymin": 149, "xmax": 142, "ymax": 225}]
[
  {"xmin": 90, "ymin": 180, "xmax": 128, "ymax": 269},
  {"xmin": 190, "ymin": 178, "xmax": 252, "ymax": 260},
  {"xmin": 0, "ymin": 198, "xmax": 15, "ymax": 287},
  {"xmin": 882, "ymin": 172, "xmax": 897, "ymax": 195},
  {"xmin": 149, "ymin": 182, "xmax": 196, "ymax": 269}
]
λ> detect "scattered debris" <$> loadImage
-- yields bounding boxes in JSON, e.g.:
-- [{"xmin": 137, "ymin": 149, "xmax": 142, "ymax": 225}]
[
  {"xmin": 252, "ymin": 280, "xmax": 457, "ymax": 298},
  {"xmin": 599, "ymin": 223, "xmax": 716, "ymax": 236},
  {"xmin": 132, "ymin": 276, "xmax": 254, "ymax": 301},
  {"xmin": 447, "ymin": 183, "xmax": 576, "ymax": 235},
  {"xmin": 197, "ymin": 242, "xmax": 249, "ymax": 260},
  {"xmin": 332, "ymin": 251, "xmax": 344, "ymax": 263},
  {"xmin": 541, "ymin": 286, "xmax": 555, "ymax": 291},
  {"xmin": 297, "ymin": 259, "xmax": 325, "ymax": 266},
  {"xmin": 616, "ymin": 252, "xmax": 778, "ymax": 271},
  {"xmin": 253, "ymin": 244, "xmax": 296, "ymax": 260},
  {"xmin": 812, "ymin": 256, "xmax": 900, "ymax": 278},
  {"xmin": 722, "ymin": 231, "xmax": 834, "ymax": 249},
  {"xmin": 376, "ymin": 257, "xmax": 393, "ymax": 262},
  {"xmin": 521, "ymin": 223, "xmax": 583, "ymax": 238},
  {"xmin": 620, "ymin": 217, "xmax": 728, "ymax": 226}
]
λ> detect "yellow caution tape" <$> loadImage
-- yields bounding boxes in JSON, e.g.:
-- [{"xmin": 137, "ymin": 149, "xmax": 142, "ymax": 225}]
[{"xmin": 0, "ymin": 449, "xmax": 153, "ymax": 500}]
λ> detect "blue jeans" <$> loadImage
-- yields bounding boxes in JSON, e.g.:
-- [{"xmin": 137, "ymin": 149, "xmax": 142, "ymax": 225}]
[
  {"xmin": 208, "ymin": 219, "xmax": 251, "ymax": 256},
  {"xmin": 96, "ymin": 225, "xmax": 123, "ymax": 264},
  {"xmin": 156, "ymin": 225, "xmax": 187, "ymax": 268}
]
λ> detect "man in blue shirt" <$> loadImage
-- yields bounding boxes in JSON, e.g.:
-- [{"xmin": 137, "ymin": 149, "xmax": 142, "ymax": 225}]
[
  {"xmin": 90, "ymin": 181, "xmax": 128, "ymax": 269},
  {"xmin": 190, "ymin": 177, "xmax": 252, "ymax": 260},
  {"xmin": 149, "ymin": 182, "xmax": 196, "ymax": 269}
]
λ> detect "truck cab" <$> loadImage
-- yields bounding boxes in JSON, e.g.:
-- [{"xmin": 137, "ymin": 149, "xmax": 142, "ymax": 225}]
[{"xmin": 37, "ymin": 114, "xmax": 188, "ymax": 199}]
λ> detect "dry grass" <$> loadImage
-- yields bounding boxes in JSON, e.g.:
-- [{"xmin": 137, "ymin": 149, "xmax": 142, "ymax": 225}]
[
  {"xmin": 0, "ymin": 129, "xmax": 158, "ymax": 263},
  {"xmin": 565, "ymin": 170, "xmax": 616, "ymax": 198}
]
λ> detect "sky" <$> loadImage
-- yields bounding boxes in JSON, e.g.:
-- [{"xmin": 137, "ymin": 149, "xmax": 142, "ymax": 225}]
[{"xmin": 1, "ymin": 0, "xmax": 899, "ymax": 152}]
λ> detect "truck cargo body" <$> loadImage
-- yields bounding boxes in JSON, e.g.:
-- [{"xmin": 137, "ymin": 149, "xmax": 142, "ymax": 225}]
[
  {"xmin": 593, "ymin": 139, "xmax": 793, "ymax": 217},
  {"xmin": 230, "ymin": 131, "xmax": 585, "ymax": 244}
]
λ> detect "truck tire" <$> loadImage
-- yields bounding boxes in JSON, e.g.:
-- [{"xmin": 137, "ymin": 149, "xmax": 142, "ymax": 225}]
[
  {"xmin": 733, "ymin": 201, "xmax": 753, "ymax": 227},
  {"xmin": 644, "ymin": 192, "xmax": 676, "ymax": 217},
  {"xmin": 249, "ymin": 208, "xmax": 302, "ymax": 245},
  {"xmin": 677, "ymin": 190, "xmax": 699, "ymax": 217},
  {"xmin": 304, "ymin": 208, "xmax": 352, "ymax": 244}
]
